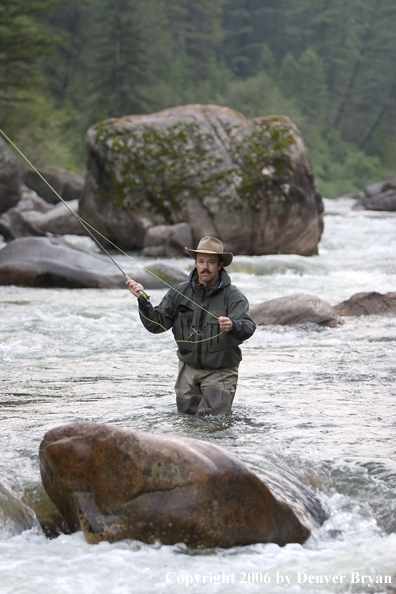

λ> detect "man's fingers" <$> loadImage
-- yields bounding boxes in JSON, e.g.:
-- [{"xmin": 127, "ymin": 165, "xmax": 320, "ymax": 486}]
[
  {"xmin": 126, "ymin": 279, "xmax": 144, "ymax": 297},
  {"xmin": 218, "ymin": 316, "xmax": 233, "ymax": 332}
]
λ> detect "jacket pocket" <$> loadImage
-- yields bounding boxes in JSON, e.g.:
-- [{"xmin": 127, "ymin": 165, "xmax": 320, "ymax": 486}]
[
  {"xmin": 207, "ymin": 318, "xmax": 240, "ymax": 352},
  {"xmin": 173, "ymin": 308, "xmax": 195, "ymax": 352}
]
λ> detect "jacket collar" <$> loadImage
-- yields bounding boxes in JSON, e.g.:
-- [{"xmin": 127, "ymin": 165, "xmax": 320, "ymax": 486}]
[{"xmin": 189, "ymin": 267, "xmax": 231, "ymax": 292}]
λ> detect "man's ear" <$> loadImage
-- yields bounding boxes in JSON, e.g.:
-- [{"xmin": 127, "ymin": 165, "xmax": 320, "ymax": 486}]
[{"xmin": 219, "ymin": 259, "xmax": 224, "ymax": 269}]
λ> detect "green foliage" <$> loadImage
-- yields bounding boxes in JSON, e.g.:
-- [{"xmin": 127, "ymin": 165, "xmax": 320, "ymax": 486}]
[
  {"xmin": 3, "ymin": 0, "xmax": 396, "ymax": 193},
  {"xmin": 0, "ymin": 0, "xmax": 58, "ymax": 103},
  {"xmin": 1, "ymin": 91, "xmax": 81, "ymax": 171}
]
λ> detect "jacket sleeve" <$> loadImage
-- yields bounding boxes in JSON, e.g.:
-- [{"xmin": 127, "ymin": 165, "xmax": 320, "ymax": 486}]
[
  {"xmin": 227, "ymin": 286, "xmax": 256, "ymax": 341},
  {"xmin": 137, "ymin": 289, "xmax": 175, "ymax": 334}
]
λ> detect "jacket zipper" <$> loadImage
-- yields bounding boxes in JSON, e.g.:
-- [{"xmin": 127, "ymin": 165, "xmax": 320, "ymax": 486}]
[{"xmin": 197, "ymin": 287, "xmax": 206, "ymax": 369}]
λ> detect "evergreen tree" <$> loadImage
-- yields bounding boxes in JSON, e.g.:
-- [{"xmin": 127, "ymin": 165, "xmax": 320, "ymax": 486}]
[
  {"xmin": 0, "ymin": 0, "xmax": 57, "ymax": 104},
  {"xmin": 165, "ymin": 0, "xmax": 225, "ymax": 83},
  {"xmin": 86, "ymin": 0, "xmax": 149, "ymax": 120},
  {"xmin": 220, "ymin": 0, "xmax": 288, "ymax": 78}
]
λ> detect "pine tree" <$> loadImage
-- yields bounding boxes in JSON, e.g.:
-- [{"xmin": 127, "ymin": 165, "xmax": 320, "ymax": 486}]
[
  {"xmin": 165, "ymin": 0, "xmax": 225, "ymax": 83},
  {"xmin": 0, "ymin": 0, "xmax": 58, "ymax": 104},
  {"xmin": 220, "ymin": 0, "xmax": 288, "ymax": 78},
  {"xmin": 86, "ymin": 0, "xmax": 149, "ymax": 120}
]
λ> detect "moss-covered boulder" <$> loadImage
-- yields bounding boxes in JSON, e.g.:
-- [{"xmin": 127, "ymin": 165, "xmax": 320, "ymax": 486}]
[
  {"xmin": 80, "ymin": 105, "xmax": 324, "ymax": 256},
  {"xmin": 0, "ymin": 136, "xmax": 21, "ymax": 215}
]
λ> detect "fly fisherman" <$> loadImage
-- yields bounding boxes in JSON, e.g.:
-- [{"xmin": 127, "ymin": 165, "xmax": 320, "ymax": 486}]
[{"xmin": 126, "ymin": 236, "xmax": 256, "ymax": 416}]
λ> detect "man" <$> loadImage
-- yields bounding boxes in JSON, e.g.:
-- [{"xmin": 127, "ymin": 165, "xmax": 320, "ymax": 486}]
[{"xmin": 126, "ymin": 236, "xmax": 256, "ymax": 416}]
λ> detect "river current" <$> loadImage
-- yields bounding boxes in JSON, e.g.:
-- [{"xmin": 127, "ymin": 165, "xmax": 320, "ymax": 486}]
[{"xmin": 0, "ymin": 198, "xmax": 395, "ymax": 594}]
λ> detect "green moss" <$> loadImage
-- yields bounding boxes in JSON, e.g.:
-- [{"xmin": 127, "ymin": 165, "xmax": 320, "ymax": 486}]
[{"xmin": 92, "ymin": 115, "xmax": 296, "ymax": 219}]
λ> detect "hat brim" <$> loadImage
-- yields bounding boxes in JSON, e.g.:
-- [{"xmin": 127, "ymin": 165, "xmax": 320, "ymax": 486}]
[{"xmin": 185, "ymin": 248, "xmax": 233, "ymax": 267}]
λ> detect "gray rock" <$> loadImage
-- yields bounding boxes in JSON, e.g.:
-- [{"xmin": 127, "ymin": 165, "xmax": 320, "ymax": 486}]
[
  {"xmin": 17, "ymin": 184, "xmax": 51, "ymax": 213},
  {"xmin": 39, "ymin": 422, "xmax": 310, "ymax": 547},
  {"xmin": 22, "ymin": 165, "xmax": 85, "ymax": 204},
  {"xmin": 0, "ymin": 136, "xmax": 21, "ymax": 214},
  {"xmin": 24, "ymin": 199, "xmax": 88, "ymax": 236},
  {"xmin": 0, "ymin": 236, "xmax": 175, "ymax": 289},
  {"xmin": 355, "ymin": 173, "xmax": 396, "ymax": 211},
  {"xmin": 364, "ymin": 180, "xmax": 385, "ymax": 198},
  {"xmin": 80, "ymin": 104, "xmax": 324, "ymax": 256},
  {"xmin": 364, "ymin": 189, "xmax": 396, "ymax": 211},
  {"xmin": 142, "ymin": 222, "xmax": 193, "ymax": 257},
  {"xmin": 382, "ymin": 173, "xmax": 396, "ymax": 192},
  {"xmin": 334, "ymin": 292, "xmax": 396, "ymax": 316},
  {"xmin": 144, "ymin": 262, "xmax": 189, "ymax": 285},
  {"xmin": 0, "ymin": 208, "xmax": 45, "ymax": 241},
  {"xmin": 250, "ymin": 294, "xmax": 342, "ymax": 327}
]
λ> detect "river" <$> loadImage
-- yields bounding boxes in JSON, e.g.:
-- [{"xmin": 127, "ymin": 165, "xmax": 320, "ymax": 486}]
[{"xmin": 0, "ymin": 198, "xmax": 395, "ymax": 594}]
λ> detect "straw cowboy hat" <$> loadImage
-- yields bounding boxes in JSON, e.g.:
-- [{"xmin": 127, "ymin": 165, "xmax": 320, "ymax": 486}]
[{"xmin": 185, "ymin": 236, "xmax": 233, "ymax": 267}]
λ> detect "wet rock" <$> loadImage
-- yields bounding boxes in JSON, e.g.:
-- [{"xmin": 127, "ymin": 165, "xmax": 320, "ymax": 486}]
[
  {"xmin": 0, "ymin": 483, "xmax": 40, "ymax": 535},
  {"xmin": 81, "ymin": 104, "xmax": 323, "ymax": 256},
  {"xmin": 142, "ymin": 222, "xmax": 193, "ymax": 257},
  {"xmin": 22, "ymin": 483, "xmax": 69, "ymax": 538},
  {"xmin": 22, "ymin": 165, "xmax": 85, "ymax": 204},
  {"xmin": 0, "ymin": 236, "xmax": 176, "ymax": 288},
  {"xmin": 39, "ymin": 421, "xmax": 310, "ymax": 548},
  {"xmin": 0, "ymin": 136, "xmax": 21, "ymax": 214},
  {"xmin": 250, "ymin": 293, "xmax": 342, "ymax": 327},
  {"xmin": 334, "ymin": 292, "xmax": 396, "ymax": 316}
]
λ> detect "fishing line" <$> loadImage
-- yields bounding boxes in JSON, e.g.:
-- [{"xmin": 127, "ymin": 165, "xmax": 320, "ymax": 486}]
[{"xmin": 0, "ymin": 128, "xmax": 225, "ymax": 343}]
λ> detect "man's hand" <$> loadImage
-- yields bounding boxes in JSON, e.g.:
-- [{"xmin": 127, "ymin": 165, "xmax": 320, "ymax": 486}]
[
  {"xmin": 218, "ymin": 316, "xmax": 233, "ymax": 333},
  {"xmin": 126, "ymin": 278, "xmax": 144, "ymax": 297}
]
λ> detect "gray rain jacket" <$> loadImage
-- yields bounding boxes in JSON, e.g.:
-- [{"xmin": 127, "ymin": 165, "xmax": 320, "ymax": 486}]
[{"xmin": 137, "ymin": 268, "xmax": 256, "ymax": 370}]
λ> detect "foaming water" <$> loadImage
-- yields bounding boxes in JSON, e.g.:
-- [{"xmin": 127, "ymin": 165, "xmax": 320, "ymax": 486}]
[{"xmin": 1, "ymin": 198, "xmax": 396, "ymax": 593}]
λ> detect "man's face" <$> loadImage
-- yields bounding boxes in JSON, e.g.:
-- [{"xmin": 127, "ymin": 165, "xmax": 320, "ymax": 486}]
[{"xmin": 196, "ymin": 253, "xmax": 223, "ymax": 286}]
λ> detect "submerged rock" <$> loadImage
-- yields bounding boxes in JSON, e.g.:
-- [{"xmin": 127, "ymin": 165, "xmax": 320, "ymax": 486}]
[
  {"xmin": 81, "ymin": 104, "xmax": 324, "ymax": 256},
  {"xmin": 0, "ymin": 482, "xmax": 40, "ymax": 536},
  {"xmin": 334, "ymin": 292, "xmax": 396, "ymax": 316},
  {"xmin": 39, "ymin": 422, "xmax": 310, "ymax": 548},
  {"xmin": 250, "ymin": 294, "xmax": 342, "ymax": 327},
  {"xmin": 0, "ymin": 236, "xmax": 185, "ymax": 288}
]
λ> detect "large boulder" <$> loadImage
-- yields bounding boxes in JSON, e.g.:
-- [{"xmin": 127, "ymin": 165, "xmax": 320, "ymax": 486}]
[
  {"xmin": 334, "ymin": 292, "xmax": 396, "ymax": 316},
  {"xmin": 250, "ymin": 294, "xmax": 342, "ymax": 327},
  {"xmin": 0, "ymin": 136, "xmax": 21, "ymax": 214},
  {"xmin": 80, "ymin": 104, "xmax": 324, "ymax": 256},
  {"xmin": 0, "ymin": 236, "xmax": 187, "ymax": 288},
  {"xmin": 22, "ymin": 165, "xmax": 85, "ymax": 204},
  {"xmin": 39, "ymin": 422, "xmax": 310, "ymax": 548}
]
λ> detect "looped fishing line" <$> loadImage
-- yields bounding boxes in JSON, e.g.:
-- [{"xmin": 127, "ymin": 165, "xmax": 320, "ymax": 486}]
[{"xmin": 0, "ymin": 128, "xmax": 226, "ymax": 344}]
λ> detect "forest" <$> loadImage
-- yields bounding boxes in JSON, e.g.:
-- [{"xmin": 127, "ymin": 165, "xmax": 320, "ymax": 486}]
[{"xmin": 1, "ymin": 0, "xmax": 396, "ymax": 197}]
